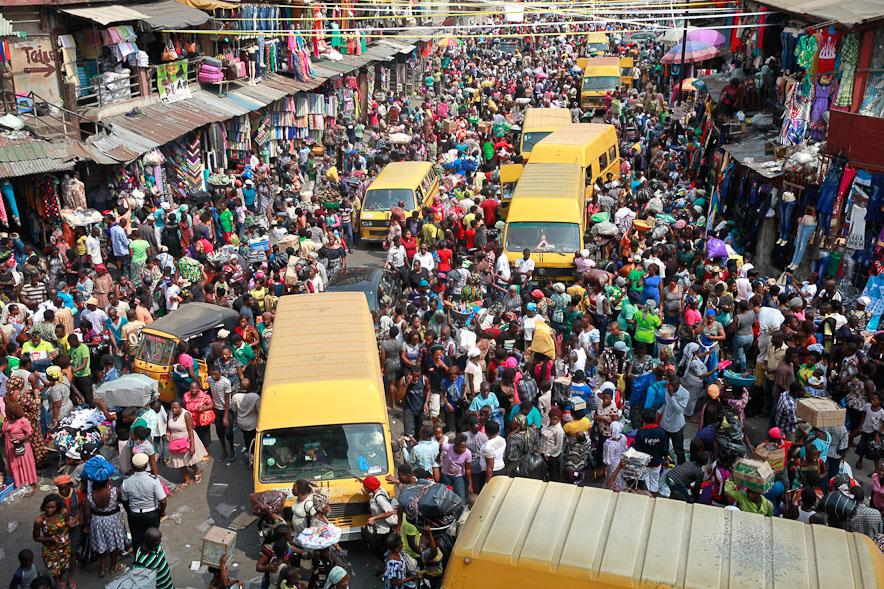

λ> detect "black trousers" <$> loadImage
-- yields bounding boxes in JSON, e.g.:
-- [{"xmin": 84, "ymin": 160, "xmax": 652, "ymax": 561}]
[
  {"xmin": 127, "ymin": 509, "xmax": 161, "ymax": 554},
  {"xmin": 74, "ymin": 376, "xmax": 93, "ymax": 407}
]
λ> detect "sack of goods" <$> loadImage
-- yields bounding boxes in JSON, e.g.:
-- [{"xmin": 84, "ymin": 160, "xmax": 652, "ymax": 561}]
[{"xmin": 399, "ymin": 482, "xmax": 464, "ymax": 529}]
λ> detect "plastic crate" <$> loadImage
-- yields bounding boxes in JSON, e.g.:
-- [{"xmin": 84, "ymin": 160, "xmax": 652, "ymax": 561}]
[{"xmin": 0, "ymin": 483, "xmax": 16, "ymax": 504}]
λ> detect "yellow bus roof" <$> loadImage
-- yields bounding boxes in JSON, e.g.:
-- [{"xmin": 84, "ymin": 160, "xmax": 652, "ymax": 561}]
[
  {"xmin": 366, "ymin": 161, "xmax": 433, "ymax": 191},
  {"xmin": 586, "ymin": 32, "xmax": 608, "ymax": 42},
  {"xmin": 582, "ymin": 56, "xmax": 621, "ymax": 73},
  {"xmin": 529, "ymin": 123, "xmax": 617, "ymax": 168},
  {"xmin": 506, "ymin": 163, "xmax": 583, "ymax": 224},
  {"xmin": 258, "ymin": 293, "xmax": 386, "ymax": 431},
  {"xmin": 446, "ymin": 478, "xmax": 884, "ymax": 588},
  {"xmin": 522, "ymin": 107, "xmax": 572, "ymax": 132}
]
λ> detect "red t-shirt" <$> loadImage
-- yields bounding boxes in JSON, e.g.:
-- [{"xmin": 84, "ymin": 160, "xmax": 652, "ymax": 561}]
[
  {"xmin": 465, "ymin": 229, "xmax": 476, "ymax": 250},
  {"xmin": 436, "ymin": 248, "xmax": 453, "ymax": 272},
  {"xmin": 480, "ymin": 199, "xmax": 499, "ymax": 225}
]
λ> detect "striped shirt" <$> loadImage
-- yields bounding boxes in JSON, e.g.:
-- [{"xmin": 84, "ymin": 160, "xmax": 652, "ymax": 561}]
[{"xmin": 134, "ymin": 544, "xmax": 174, "ymax": 589}]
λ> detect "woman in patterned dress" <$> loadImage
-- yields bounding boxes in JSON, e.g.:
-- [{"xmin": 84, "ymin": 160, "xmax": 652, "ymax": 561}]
[
  {"xmin": 32, "ymin": 494, "xmax": 70, "ymax": 586},
  {"xmin": 84, "ymin": 478, "xmax": 128, "ymax": 577},
  {"xmin": 5, "ymin": 375, "xmax": 48, "ymax": 467}
]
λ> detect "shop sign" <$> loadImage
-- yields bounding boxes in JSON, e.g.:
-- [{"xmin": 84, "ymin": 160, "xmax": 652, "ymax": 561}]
[
  {"xmin": 157, "ymin": 59, "xmax": 191, "ymax": 104},
  {"xmin": 10, "ymin": 37, "xmax": 61, "ymax": 104}
]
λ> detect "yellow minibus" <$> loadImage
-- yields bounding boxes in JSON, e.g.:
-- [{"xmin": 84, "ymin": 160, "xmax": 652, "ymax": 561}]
[
  {"xmin": 253, "ymin": 293, "xmax": 396, "ymax": 540},
  {"xmin": 360, "ymin": 161, "xmax": 439, "ymax": 242},
  {"xmin": 586, "ymin": 32, "xmax": 610, "ymax": 56},
  {"xmin": 519, "ymin": 107, "xmax": 573, "ymax": 159},
  {"xmin": 580, "ymin": 56, "xmax": 621, "ymax": 110},
  {"xmin": 503, "ymin": 163, "xmax": 585, "ymax": 283},
  {"xmin": 528, "ymin": 123, "xmax": 620, "ymax": 190},
  {"xmin": 443, "ymin": 477, "xmax": 884, "ymax": 588}
]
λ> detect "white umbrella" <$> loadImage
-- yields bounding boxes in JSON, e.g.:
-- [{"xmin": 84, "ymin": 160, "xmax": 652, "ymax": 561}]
[{"xmin": 657, "ymin": 26, "xmax": 697, "ymax": 44}]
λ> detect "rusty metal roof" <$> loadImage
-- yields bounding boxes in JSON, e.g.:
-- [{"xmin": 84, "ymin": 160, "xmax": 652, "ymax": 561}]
[{"xmin": 0, "ymin": 134, "xmax": 82, "ymax": 179}]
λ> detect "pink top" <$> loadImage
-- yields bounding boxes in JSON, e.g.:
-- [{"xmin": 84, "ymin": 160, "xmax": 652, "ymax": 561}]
[
  {"xmin": 684, "ymin": 308, "xmax": 702, "ymax": 325},
  {"xmin": 872, "ymin": 473, "xmax": 884, "ymax": 512}
]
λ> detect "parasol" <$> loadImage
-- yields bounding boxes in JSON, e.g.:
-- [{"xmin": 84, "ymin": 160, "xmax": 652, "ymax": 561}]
[
  {"xmin": 83, "ymin": 455, "xmax": 117, "ymax": 482},
  {"xmin": 681, "ymin": 77, "xmax": 699, "ymax": 91},
  {"xmin": 687, "ymin": 29, "xmax": 727, "ymax": 46},
  {"xmin": 437, "ymin": 37, "xmax": 462, "ymax": 47},
  {"xmin": 297, "ymin": 523, "xmax": 342, "ymax": 550},
  {"xmin": 661, "ymin": 41, "xmax": 720, "ymax": 64},
  {"xmin": 96, "ymin": 374, "xmax": 159, "ymax": 408},
  {"xmin": 656, "ymin": 26, "xmax": 697, "ymax": 44}
]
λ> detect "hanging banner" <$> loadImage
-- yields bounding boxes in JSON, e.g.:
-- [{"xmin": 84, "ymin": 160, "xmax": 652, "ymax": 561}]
[
  {"xmin": 157, "ymin": 59, "xmax": 191, "ymax": 104},
  {"xmin": 861, "ymin": 275, "xmax": 884, "ymax": 331}
]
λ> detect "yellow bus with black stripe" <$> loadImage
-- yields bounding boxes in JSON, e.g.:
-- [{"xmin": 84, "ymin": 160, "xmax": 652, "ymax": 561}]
[{"xmin": 359, "ymin": 161, "xmax": 439, "ymax": 242}]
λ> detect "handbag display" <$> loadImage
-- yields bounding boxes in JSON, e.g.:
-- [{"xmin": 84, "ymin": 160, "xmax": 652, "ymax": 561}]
[
  {"xmin": 161, "ymin": 42, "xmax": 177, "ymax": 62},
  {"xmin": 169, "ymin": 437, "xmax": 191, "ymax": 453}
]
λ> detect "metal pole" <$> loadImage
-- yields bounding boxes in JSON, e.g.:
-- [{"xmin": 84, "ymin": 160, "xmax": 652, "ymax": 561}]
[{"xmin": 677, "ymin": 2, "xmax": 689, "ymax": 102}]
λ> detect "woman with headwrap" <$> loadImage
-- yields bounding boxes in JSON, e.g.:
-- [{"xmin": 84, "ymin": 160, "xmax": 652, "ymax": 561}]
[
  {"xmin": 5, "ymin": 375, "xmax": 48, "ymax": 467},
  {"xmin": 603, "ymin": 420, "xmax": 629, "ymax": 491},
  {"xmin": 323, "ymin": 566, "xmax": 348, "ymax": 588}
]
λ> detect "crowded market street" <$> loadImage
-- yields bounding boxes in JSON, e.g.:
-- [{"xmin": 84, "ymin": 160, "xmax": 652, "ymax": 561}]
[{"xmin": 2, "ymin": 0, "xmax": 884, "ymax": 587}]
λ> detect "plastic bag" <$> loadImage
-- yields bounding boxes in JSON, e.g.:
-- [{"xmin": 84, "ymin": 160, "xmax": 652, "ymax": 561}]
[
  {"xmin": 513, "ymin": 453, "xmax": 548, "ymax": 480},
  {"xmin": 818, "ymin": 491, "xmax": 857, "ymax": 521},
  {"xmin": 250, "ymin": 490, "xmax": 286, "ymax": 517},
  {"xmin": 707, "ymin": 237, "xmax": 728, "ymax": 259},
  {"xmin": 399, "ymin": 482, "xmax": 464, "ymax": 527}
]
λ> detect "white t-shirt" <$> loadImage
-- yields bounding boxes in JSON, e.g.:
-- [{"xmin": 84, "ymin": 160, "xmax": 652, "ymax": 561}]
[
  {"xmin": 464, "ymin": 360, "xmax": 483, "ymax": 395},
  {"xmin": 413, "ymin": 251, "xmax": 434, "ymax": 272},
  {"xmin": 165, "ymin": 285, "xmax": 181, "ymax": 311},
  {"xmin": 571, "ymin": 347, "xmax": 587, "ymax": 373},
  {"xmin": 232, "ymin": 392, "xmax": 260, "ymax": 431},
  {"xmin": 735, "ymin": 277, "xmax": 752, "ymax": 301},
  {"xmin": 85, "ymin": 235, "xmax": 103, "ymax": 265},
  {"xmin": 578, "ymin": 328, "xmax": 600, "ymax": 356},
  {"xmin": 480, "ymin": 436, "xmax": 506, "ymax": 472},
  {"xmin": 523, "ymin": 315, "xmax": 536, "ymax": 343},
  {"xmin": 515, "ymin": 257, "xmax": 535, "ymax": 277},
  {"xmin": 495, "ymin": 254, "xmax": 511, "ymax": 281}
]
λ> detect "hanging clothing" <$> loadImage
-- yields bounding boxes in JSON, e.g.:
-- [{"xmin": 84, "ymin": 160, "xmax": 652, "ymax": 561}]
[
  {"xmin": 846, "ymin": 204, "xmax": 868, "ymax": 250},
  {"xmin": 834, "ymin": 34, "xmax": 860, "ymax": 109}
]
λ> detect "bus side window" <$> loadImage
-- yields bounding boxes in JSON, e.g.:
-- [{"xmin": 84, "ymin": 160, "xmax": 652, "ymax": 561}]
[
  {"xmin": 609, "ymin": 145, "xmax": 617, "ymax": 162},
  {"xmin": 585, "ymin": 166, "xmax": 593, "ymax": 187},
  {"xmin": 599, "ymin": 151, "xmax": 608, "ymax": 173},
  {"xmin": 415, "ymin": 187, "xmax": 424, "ymax": 207}
]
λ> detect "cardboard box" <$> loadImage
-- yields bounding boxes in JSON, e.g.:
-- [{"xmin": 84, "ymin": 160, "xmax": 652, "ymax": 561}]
[
  {"xmin": 755, "ymin": 442, "xmax": 786, "ymax": 472},
  {"xmin": 201, "ymin": 526, "xmax": 236, "ymax": 568},
  {"xmin": 477, "ymin": 121, "xmax": 492, "ymax": 134},
  {"xmin": 732, "ymin": 458, "xmax": 774, "ymax": 493},
  {"xmin": 797, "ymin": 398, "xmax": 846, "ymax": 428},
  {"xmin": 441, "ymin": 119, "xmax": 457, "ymax": 133}
]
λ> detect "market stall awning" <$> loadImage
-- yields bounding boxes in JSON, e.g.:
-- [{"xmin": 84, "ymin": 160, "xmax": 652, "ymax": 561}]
[
  {"xmin": 59, "ymin": 5, "xmax": 152, "ymax": 26},
  {"xmin": 756, "ymin": 0, "xmax": 884, "ymax": 27},
  {"xmin": 0, "ymin": 134, "xmax": 115, "ymax": 179},
  {"xmin": 721, "ymin": 132, "xmax": 784, "ymax": 179},
  {"xmin": 60, "ymin": 0, "xmax": 211, "ymax": 30}
]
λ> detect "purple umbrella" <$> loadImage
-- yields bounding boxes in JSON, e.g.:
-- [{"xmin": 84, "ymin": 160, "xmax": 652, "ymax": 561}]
[
  {"xmin": 660, "ymin": 41, "xmax": 720, "ymax": 64},
  {"xmin": 687, "ymin": 29, "xmax": 727, "ymax": 46}
]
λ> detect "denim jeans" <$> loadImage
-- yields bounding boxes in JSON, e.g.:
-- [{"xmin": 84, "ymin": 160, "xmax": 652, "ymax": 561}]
[
  {"xmin": 667, "ymin": 480, "xmax": 694, "ymax": 503},
  {"xmin": 340, "ymin": 221, "xmax": 354, "ymax": 249},
  {"xmin": 790, "ymin": 222, "xmax": 817, "ymax": 267},
  {"xmin": 440, "ymin": 472, "xmax": 467, "ymax": 500},
  {"xmin": 778, "ymin": 199, "xmax": 796, "ymax": 241},
  {"xmin": 732, "ymin": 334, "xmax": 754, "ymax": 372}
]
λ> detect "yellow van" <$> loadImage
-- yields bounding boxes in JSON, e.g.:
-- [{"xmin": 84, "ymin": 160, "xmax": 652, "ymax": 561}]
[
  {"xmin": 586, "ymin": 32, "xmax": 609, "ymax": 56},
  {"xmin": 519, "ymin": 107, "xmax": 573, "ymax": 159},
  {"xmin": 528, "ymin": 123, "xmax": 620, "ymax": 190},
  {"xmin": 503, "ymin": 163, "xmax": 585, "ymax": 283},
  {"xmin": 580, "ymin": 56, "xmax": 621, "ymax": 110},
  {"xmin": 443, "ymin": 477, "xmax": 884, "ymax": 588},
  {"xmin": 360, "ymin": 161, "xmax": 439, "ymax": 242},
  {"xmin": 253, "ymin": 292, "xmax": 396, "ymax": 540},
  {"xmin": 619, "ymin": 56, "xmax": 634, "ymax": 90}
]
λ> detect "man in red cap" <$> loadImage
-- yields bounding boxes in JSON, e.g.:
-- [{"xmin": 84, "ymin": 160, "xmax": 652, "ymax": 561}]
[{"xmin": 362, "ymin": 475, "xmax": 397, "ymax": 561}]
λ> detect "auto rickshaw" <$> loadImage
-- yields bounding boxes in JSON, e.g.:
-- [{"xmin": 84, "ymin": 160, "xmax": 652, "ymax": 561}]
[{"xmin": 133, "ymin": 303, "xmax": 240, "ymax": 402}]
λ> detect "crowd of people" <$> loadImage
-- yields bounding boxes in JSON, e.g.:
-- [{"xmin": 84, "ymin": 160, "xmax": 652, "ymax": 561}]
[{"xmin": 0, "ymin": 9, "xmax": 881, "ymax": 589}]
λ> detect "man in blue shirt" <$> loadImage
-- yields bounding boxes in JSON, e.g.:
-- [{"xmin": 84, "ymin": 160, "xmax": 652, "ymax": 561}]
[
  {"xmin": 658, "ymin": 376, "xmax": 689, "ymax": 465},
  {"xmin": 108, "ymin": 215, "xmax": 131, "ymax": 279}
]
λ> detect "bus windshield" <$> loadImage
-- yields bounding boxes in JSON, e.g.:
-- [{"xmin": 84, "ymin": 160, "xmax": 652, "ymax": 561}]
[
  {"xmin": 506, "ymin": 222, "xmax": 581, "ymax": 254},
  {"xmin": 582, "ymin": 76, "xmax": 619, "ymax": 92},
  {"xmin": 588, "ymin": 42, "xmax": 608, "ymax": 54},
  {"xmin": 258, "ymin": 423, "xmax": 388, "ymax": 483},
  {"xmin": 364, "ymin": 188, "xmax": 416, "ymax": 211},
  {"xmin": 521, "ymin": 131, "xmax": 553, "ymax": 153}
]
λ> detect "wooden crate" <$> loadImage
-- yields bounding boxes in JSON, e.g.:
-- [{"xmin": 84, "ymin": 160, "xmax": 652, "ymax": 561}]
[{"xmin": 201, "ymin": 526, "xmax": 236, "ymax": 568}]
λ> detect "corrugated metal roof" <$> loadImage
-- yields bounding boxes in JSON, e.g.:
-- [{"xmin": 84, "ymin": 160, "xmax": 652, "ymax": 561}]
[
  {"xmin": 0, "ymin": 135, "xmax": 86, "ymax": 179},
  {"xmin": 758, "ymin": 0, "xmax": 884, "ymax": 26},
  {"xmin": 60, "ymin": 0, "xmax": 211, "ymax": 30}
]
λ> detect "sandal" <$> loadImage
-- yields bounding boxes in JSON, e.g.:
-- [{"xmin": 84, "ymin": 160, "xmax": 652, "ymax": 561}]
[
  {"xmin": 111, "ymin": 564, "xmax": 124, "ymax": 573},
  {"xmin": 179, "ymin": 482, "xmax": 190, "ymax": 490},
  {"xmin": 99, "ymin": 571, "xmax": 106, "ymax": 579},
  {"xmin": 194, "ymin": 473, "xmax": 202, "ymax": 484}
]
